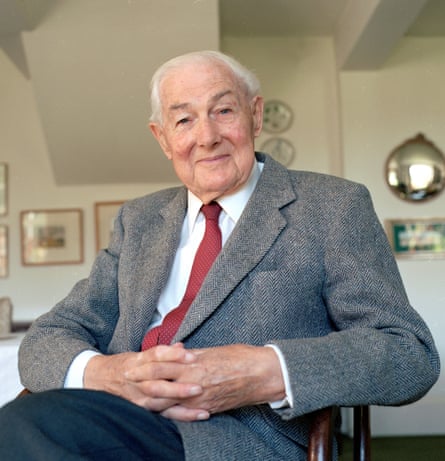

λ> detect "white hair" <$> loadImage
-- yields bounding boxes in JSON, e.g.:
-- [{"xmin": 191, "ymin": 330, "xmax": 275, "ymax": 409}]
[{"xmin": 149, "ymin": 50, "xmax": 261, "ymax": 124}]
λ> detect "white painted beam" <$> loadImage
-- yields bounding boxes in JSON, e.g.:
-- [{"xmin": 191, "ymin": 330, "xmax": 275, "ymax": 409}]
[
  {"xmin": 335, "ymin": 0, "xmax": 429, "ymax": 70},
  {"xmin": 0, "ymin": 0, "xmax": 27, "ymax": 36}
]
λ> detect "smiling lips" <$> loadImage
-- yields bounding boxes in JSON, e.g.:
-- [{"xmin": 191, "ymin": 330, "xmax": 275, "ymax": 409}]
[{"xmin": 198, "ymin": 153, "xmax": 230, "ymax": 165}]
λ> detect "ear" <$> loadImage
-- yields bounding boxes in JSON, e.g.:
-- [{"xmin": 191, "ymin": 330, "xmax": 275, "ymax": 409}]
[
  {"xmin": 251, "ymin": 96, "xmax": 264, "ymax": 137},
  {"xmin": 149, "ymin": 122, "xmax": 172, "ymax": 159}
]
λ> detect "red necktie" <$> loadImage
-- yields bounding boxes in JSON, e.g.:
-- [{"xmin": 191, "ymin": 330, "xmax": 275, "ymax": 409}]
[{"xmin": 141, "ymin": 202, "xmax": 222, "ymax": 350}]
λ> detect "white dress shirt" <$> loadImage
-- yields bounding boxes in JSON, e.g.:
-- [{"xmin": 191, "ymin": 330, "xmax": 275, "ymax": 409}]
[{"xmin": 65, "ymin": 160, "xmax": 292, "ymax": 407}]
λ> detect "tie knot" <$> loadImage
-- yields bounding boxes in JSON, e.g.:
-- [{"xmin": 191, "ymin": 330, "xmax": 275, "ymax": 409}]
[{"xmin": 201, "ymin": 202, "xmax": 222, "ymax": 221}]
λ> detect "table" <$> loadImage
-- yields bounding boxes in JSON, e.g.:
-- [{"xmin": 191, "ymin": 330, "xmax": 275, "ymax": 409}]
[{"xmin": 0, "ymin": 333, "xmax": 25, "ymax": 407}]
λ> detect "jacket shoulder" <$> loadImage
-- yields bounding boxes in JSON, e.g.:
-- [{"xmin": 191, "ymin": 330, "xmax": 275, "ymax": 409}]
[
  {"xmin": 124, "ymin": 186, "xmax": 184, "ymax": 210},
  {"xmin": 289, "ymin": 170, "xmax": 367, "ymax": 193}
]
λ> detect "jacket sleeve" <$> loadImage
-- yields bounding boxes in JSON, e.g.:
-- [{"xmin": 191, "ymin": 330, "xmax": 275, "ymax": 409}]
[
  {"xmin": 272, "ymin": 184, "xmax": 440, "ymax": 420},
  {"xmin": 18, "ymin": 207, "xmax": 126, "ymax": 391}
]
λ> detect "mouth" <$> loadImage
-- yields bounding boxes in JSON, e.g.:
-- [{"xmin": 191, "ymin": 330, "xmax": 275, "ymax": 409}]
[{"xmin": 198, "ymin": 153, "xmax": 230, "ymax": 165}]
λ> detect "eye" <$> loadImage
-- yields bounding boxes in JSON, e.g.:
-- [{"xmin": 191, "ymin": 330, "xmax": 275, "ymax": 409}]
[
  {"xmin": 220, "ymin": 107, "xmax": 232, "ymax": 115},
  {"xmin": 176, "ymin": 117, "xmax": 190, "ymax": 126}
]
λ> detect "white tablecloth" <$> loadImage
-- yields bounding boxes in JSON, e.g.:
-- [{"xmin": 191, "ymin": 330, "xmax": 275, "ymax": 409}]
[{"xmin": 0, "ymin": 334, "xmax": 25, "ymax": 407}]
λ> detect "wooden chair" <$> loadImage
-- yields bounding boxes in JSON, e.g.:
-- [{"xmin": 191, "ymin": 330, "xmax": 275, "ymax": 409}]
[
  {"xmin": 18, "ymin": 389, "xmax": 369, "ymax": 460},
  {"xmin": 308, "ymin": 405, "xmax": 371, "ymax": 461}
]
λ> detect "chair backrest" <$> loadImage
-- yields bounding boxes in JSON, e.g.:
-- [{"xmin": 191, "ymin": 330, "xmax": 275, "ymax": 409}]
[{"xmin": 307, "ymin": 405, "xmax": 370, "ymax": 461}]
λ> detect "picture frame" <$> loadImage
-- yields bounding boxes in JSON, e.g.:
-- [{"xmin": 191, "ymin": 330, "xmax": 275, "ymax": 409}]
[
  {"xmin": 21, "ymin": 209, "xmax": 84, "ymax": 266},
  {"xmin": 385, "ymin": 217, "xmax": 445, "ymax": 259},
  {"xmin": 0, "ymin": 163, "xmax": 7, "ymax": 216},
  {"xmin": 94, "ymin": 201, "xmax": 125, "ymax": 252},
  {"xmin": 0, "ymin": 225, "xmax": 8, "ymax": 277}
]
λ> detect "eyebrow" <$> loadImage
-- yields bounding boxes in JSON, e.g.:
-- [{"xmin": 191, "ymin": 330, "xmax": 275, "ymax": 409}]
[{"xmin": 168, "ymin": 89, "xmax": 235, "ymax": 113}]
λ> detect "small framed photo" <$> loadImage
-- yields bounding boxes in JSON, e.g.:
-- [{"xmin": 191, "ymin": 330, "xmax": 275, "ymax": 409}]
[
  {"xmin": 94, "ymin": 201, "xmax": 124, "ymax": 252},
  {"xmin": 21, "ymin": 209, "xmax": 84, "ymax": 266},
  {"xmin": 0, "ymin": 163, "xmax": 7, "ymax": 216},
  {"xmin": 0, "ymin": 225, "xmax": 8, "ymax": 277},
  {"xmin": 385, "ymin": 218, "xmax": 445, "ymax": 259}
]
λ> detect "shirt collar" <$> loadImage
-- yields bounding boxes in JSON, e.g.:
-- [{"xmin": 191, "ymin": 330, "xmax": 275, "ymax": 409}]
[{"xmin": 187, "ymin": 160, "xmax": 263, "ymax": 232}]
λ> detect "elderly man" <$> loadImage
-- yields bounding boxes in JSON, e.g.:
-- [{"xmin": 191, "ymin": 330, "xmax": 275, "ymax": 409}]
[{"xmin": 0, "ymin": 50, "xmax": 439, "ymax": 460}]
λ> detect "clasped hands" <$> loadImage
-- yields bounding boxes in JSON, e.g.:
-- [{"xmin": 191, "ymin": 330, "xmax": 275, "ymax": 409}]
[{"xmin": 84, "ymin": 343, "xmax": 285, "ymax": 422}]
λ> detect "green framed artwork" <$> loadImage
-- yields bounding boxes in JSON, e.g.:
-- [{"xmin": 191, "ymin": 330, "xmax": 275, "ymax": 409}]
[{"xmin": 385, "ymin": 218, "xmax": 445, "ymax": 259}]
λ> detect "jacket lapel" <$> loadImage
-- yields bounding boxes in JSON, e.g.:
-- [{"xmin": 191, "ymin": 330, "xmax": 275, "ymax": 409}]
[
  {"xmin": 174, "ymin": 155, "xmax": 297, "ymax": 342},
  {"xmin": 128, "ymin": 188, "xmax": 187, "ymax": 349}
]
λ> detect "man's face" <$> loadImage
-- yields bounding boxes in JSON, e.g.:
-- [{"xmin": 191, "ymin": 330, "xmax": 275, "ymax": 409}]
[{"xmin": 150, "ymin": 60, "xmax": 263, "ymax": 203}]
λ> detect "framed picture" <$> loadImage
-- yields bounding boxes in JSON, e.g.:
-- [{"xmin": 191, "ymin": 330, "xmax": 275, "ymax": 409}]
[
  {"xmin": 0, "ymin": 225, "xmax": 7, "ymax": 277},
  {"xmin": 0, "ymin": 163, "xmax": 7, "ymax": 216},
  {"xmin": 385, "ymin": 218, "xmax": 445, "ymax": 259},
  {"xmin": 94, "ymin": 201, "xmax": 124, "ymax": 252},
  {"xmin": 21, "ymin": 209, "xmax": 84, "ymax": 266}
]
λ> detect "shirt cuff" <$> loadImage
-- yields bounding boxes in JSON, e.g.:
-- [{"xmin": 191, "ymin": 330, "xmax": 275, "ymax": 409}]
[
  {"xmin": 64, "ymin": 350, "xmax": 101, "ymax": 388},
  {"xmin": 265, "ymin": 344, "xmax": 294, "ymax": 409}
]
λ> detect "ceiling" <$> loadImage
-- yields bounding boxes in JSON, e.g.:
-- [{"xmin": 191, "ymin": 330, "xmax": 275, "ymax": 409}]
[
  {"xmin": 220, "ymin": 0, "xmax": 445, "ymax": 37},
  {"xmin": 1, "ymin": 0, "xmax": 445, "ymax": 185}
]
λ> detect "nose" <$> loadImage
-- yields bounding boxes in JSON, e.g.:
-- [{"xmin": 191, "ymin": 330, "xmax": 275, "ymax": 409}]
[{"xmin": 196, "ymin": 117, "xmax": 221, "ymax": 148}]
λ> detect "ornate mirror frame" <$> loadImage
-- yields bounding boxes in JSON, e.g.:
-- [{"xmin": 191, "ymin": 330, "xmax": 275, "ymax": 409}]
[{"xmin": 385, "ymin": 133, "xmax": 445, "ymax": 202}]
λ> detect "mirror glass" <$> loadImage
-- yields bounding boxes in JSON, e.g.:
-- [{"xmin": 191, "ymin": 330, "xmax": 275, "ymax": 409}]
[{"xmin": 385, "ymin": 133, "xmax": 445, "ymax": 201}]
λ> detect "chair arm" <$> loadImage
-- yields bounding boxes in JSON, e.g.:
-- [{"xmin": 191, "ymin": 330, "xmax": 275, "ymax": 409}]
[
  {"xmin": 307, "ymin": 406, "xmax": 338, "ymax": 461},
  {"xmin": 307, "ymin": 405, "xmax": 370, "ymax": 461},
  {"xmin": 17, "ymin": 388, "xmax": 31, "ymax": 398}
]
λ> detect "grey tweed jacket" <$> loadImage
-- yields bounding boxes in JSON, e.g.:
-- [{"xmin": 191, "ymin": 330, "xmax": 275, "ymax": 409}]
[{"xmin": 19, "ymin": 153, "xmax": 439, "ymax": 460}]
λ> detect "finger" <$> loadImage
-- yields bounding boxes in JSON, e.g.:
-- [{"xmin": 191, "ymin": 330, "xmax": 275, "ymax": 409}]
[
  {"xmin": 139, "ymin": 379, "xmax": 203, "ymax": 400},
  {"xmin": 126, "ymin": 345, "xmax": 197, "ymax": 382},
  {"xmin": 160, "ymin": 405, "xmax": 210, "ymax": 422},
  {"xmin": 134, "ymin": 381, "xmax": 204, "ymax": 413},
  {"xmin": 141, "ymin": 345, "xmax": 196, "ymax": 364},
  {"xmin": 188, "ymin": 347, "xmax": 209, "ymax": 355},
  {"xmin": 125, "ymin": 360, "xmax": 196, "ymax": 382}
]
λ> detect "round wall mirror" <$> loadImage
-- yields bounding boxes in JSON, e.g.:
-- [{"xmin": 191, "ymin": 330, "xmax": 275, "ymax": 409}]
[{"xmin": 385, "ymin": 133, "xmax": 445, "ymax": 202}]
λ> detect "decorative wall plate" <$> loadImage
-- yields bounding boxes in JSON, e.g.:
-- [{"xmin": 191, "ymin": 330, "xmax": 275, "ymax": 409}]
[
  {"xmin": 263, "ymin": 100, "xmax": 293, "ymax": 133},
  {"xmin": 261, "ymin": 137, "xmax": 296, "ymax": 166}
]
